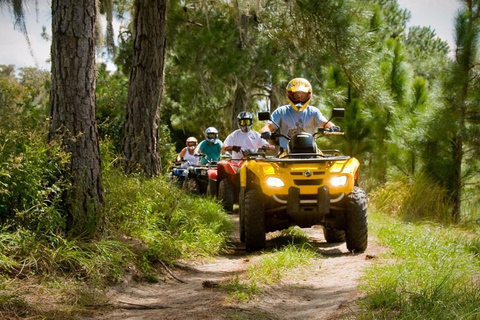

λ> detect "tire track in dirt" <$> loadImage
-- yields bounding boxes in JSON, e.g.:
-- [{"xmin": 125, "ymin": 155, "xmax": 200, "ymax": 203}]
[{"xmin": 89, "ymin": 214, "xmax": 383, "ymax": 320}]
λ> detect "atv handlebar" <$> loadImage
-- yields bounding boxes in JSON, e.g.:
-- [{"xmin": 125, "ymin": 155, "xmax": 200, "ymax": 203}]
[
  {"xmin": 271, "ymin": 132, "xmax": 290, "ymax": 140},
  {"xmin": 315, "ymin": 127, "xmax": 345, "ymax": 136}
]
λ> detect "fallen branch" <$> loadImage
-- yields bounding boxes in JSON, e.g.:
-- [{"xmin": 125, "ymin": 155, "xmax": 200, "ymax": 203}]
[
  {"xmin": 117, "ymin": 301, "xmax": 170, "ymax": 310},
  {"xmin": 160, "ymin": 260, "xmax": 187, "ymax": 284}
]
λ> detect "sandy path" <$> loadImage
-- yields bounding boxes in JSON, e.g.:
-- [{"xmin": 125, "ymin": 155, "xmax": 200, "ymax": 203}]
[{"xmin": 89, "ymin": 215, "xmax": 383, "ymax": 320}]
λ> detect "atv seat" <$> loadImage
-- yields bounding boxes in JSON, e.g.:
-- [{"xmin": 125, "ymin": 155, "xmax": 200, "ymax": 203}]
[{"xmin": 288, "ymin": 132, "xmax": 317, "ymax": 153}]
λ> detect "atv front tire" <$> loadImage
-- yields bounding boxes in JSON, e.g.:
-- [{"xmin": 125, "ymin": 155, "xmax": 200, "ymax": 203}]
[
  {"xmin": 239, "ymin": 188, "xmax": 245, "ymax": 243},
  {"xmin": 219, "ymin": 179, "xmax": 235, "ymax": 213},
  {"xmin": 345, "ymin": 187, "xmax": 368, "ymax": 253},
  {"xmin": 244, "ymin": 186, "xmax": 265, "ymax": 252},
  {"xmin": 206, "ymin": 179, "xmax": 217, "ymax": 197},
  {"xmin": 323, "ymin": 227, "xmax": 345, "ymax": 243}
]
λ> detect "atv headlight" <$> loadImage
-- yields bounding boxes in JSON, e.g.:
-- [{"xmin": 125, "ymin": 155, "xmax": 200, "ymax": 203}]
[
  {"xmin": 266, "ymin": 177, "xmax": 284, "ymax": 188},
  {"xmin": 330, "ymin": 176, "xmax": 348, "ymax": 187}
]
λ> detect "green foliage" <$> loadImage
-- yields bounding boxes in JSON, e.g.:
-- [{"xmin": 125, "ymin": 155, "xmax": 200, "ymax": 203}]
[
  {"xmin": 0, "ymin": 228, "xmax": 133, "ymax": 283},
  {"xmin": 368, "ymin": 0, "xmax": 411, "ymax": 40},
  {"xmin": 359, "ymin": 212, "xmax": 480, "ymax": 319},
  {"xmin": 101, "ymin": 163, "xmax": 233, "ymax": 263},
  {"xmin": 96, "ymin": 63, "xmax": 128, "ymax": 152},
  {"xmin": 370, "ymin": 174, "xmax": 452, "ymax": 223},
  {"xmin": 405, "ymin": 26, "xmax": 449, "ymax": 81},
  {"xmin": 95, "ymin": 64, "xmax": 176, "ymax": 171},
  {"xmin": 0, "ymin": 66, "xmax": 67, "ymax": 231}
]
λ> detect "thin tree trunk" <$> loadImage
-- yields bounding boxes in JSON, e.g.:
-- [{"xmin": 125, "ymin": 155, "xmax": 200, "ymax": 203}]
[
  {"xmin": 452, "ymin": 134, "xmax": 463, "ymax": 222},
  {"xmin": 123, "ymin": 0, "xmax": 167, "ymax": 177},
  {"xmin": 49, "ymin": 0, "xmax": 103, "ymax": 237},
  {"xmin": 231, "ymin": 85, "xmax": 246, "ymax": 131}
]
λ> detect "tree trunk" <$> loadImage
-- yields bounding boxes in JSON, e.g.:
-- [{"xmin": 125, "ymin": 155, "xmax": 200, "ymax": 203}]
[
  {"xmin": 123, "ymin": 0, "xmax": 167, "ymax": 177},
  {"xmin": 231, "ymin": 85, "xmax": 246, "ymax": 132},
  {"xmin": 451, "ymin": 134, "xmax": 463, "ymax": 222},
  {"xmin": 49, "ymin": 0, "xmax": 103, "ymax": 237}
]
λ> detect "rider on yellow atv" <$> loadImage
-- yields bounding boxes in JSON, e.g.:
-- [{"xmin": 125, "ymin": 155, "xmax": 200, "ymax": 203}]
[{"xmin": 260, "ymin": 77, "xmax": 340, "ymax": 150}]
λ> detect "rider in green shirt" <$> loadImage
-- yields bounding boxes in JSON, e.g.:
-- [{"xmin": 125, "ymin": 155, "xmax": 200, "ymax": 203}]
[{"xmin": 196, "ymin": 127, "xmax": 223, "ymax": 164}]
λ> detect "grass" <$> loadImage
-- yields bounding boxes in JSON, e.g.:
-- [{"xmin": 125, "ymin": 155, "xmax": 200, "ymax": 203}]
[
  {"xmin": 225, "ymin": 228, "xmax": 320, "ymax": 300},
  {"xmin": 102, "ymin": 168, "xmax": 233, "ymax": 265},
  {"xmin": 369, "ymin": 174, "xmax": 453, "ymax": 223},
  {"xmin": 0, "ymin": 161, "xmax": 233, "ymax": 318},
  {"xmin": 358, "ymin": 176, "xmax": 480, "ymax": 319}
]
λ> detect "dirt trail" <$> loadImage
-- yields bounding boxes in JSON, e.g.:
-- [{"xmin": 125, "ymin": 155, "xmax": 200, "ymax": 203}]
[{"xmin": 90, "ymin": 214, "xmax": 383, "ymax": 320}]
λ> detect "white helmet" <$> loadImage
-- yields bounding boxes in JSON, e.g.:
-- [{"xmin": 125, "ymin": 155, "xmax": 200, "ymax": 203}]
[
  {"xmin": 186, "ymin": 136, "xmax": 198, "ymax": 150},
  {"xmin": 204, "ymin": 127, "xmax": 218, "ymax": 143},
  {"xmin": 237, "ymin": 111, "xmax": 253, "ymax": 132}
]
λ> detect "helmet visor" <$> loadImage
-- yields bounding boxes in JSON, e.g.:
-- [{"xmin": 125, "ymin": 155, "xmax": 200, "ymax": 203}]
[
  {"xmin": 207, "ymin": 133, "xmax": 217, "ymax": 140},
  {"xmin": 292, "ymin": 91, "xmax": 309, "ymax": 103},
  {"xmin": 238, "ymin": 119, "xmax": 252, "ymax": 126}
]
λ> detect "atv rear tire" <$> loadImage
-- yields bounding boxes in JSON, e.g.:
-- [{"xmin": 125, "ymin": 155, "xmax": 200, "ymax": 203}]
[
  {"xmin": 219, "ymin": 179, "xmax": 235, "ymax": 213},
  {"xmin": 345, "ymin": 187, "xmax": 368, "ymax": 253},
  {"xmin": 323, "ymin": 227, "xmax": 345, "ymax": 243},
  {"xmin": 244, "ymin": 186, "xmax": 265, "ymax": 252}
]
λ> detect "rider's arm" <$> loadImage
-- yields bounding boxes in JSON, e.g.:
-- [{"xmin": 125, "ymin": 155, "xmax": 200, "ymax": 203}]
[
  {"xmin": 258, "ymin": 134, "xmax": 276, "ymax": 151},
  {"xmin": 322, "ymin": 121, "xmax": 336, "ymax": 129},
  {"xmin": 260, "ymin": 122, "xmax": 275, "ymax": 133},
  {"xmin": 223, "ymin": 133, "xmax": 234, "ymax": 152},
  {"xmin": 194, "ymin": 141, "xmax": 203, "ymax": 154},
  {"xmin": 177, "ymin": 148, "xmax": 186, "ymax": 162}
]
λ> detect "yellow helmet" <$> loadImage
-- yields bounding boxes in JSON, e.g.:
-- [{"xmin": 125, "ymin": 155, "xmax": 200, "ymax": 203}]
[{"xmin": 286, "ymin": 78, "xmax": 312, "ymax": 112}]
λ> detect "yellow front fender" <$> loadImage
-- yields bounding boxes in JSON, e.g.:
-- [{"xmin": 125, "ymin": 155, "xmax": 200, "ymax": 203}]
[{"xmin": 240, "ymin": 157, "xmax": 360, "ymax": 197}]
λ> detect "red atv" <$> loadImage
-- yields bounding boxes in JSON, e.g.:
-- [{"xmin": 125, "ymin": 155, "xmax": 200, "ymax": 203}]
[
  {"xmin": 214, "ymin": 147, "xmax": 268, "ymax": 213},
  {"xmin": 215, "ymin": 156, "xmax": 244, "ymax": 213}
]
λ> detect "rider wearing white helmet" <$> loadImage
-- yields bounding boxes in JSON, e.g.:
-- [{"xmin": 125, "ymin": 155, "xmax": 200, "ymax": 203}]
[
  {"xmin": 223, "ymin": 111, "xmax": 274, "ymax": 160},
  {"xmin": 177, "ymin": 136, "xmax": 199, "ymax": 166},
  {"xmin": 196, "ymin": 127, "xmax": 223, "ymax": 164}
]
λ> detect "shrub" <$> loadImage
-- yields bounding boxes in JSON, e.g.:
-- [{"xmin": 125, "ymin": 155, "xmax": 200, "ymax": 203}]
[{"xmin": 370, "ymin": 174, "xmax": 452, "ymax": 223}]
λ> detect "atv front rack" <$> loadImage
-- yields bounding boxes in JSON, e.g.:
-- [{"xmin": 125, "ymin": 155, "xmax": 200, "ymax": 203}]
[{"xmin": 259, "ymin": 155, "xmax": 351, "ymax": 163}]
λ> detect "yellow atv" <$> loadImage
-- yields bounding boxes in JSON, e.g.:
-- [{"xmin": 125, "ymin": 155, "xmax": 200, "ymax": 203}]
[{"xmin": 239, "ymin": 108, "xmax": 367, "ymax": 253}]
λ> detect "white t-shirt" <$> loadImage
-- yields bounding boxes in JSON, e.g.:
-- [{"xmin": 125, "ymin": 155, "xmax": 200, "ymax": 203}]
[
  {"xmin": 183, "ymin": 149, "xmax": 198, "ymax": 166},
  {"xmin": 270, "ymin": 105, "xmax": 328, "ymax": 149},
  {"xmin": 224, "ymin": 129, "xmax": 270, "ymax": 160}
]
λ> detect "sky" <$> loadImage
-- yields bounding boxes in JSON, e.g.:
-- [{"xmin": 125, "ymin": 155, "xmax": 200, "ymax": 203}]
[
  {"xmin": 0, "ymin": 1, "xmax": 464, "ymax": 71},
  {"xmin": 397, "ymin": 0, "xmax": 462, "ymax": 50},
  {"xmin": 0, "ymin": 0, "xmax": 52, "ymax": 70}
]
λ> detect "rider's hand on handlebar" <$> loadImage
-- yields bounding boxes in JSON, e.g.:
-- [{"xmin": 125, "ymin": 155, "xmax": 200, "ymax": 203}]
[
  {"xmin": 261, "ymin": 131, "xmax": 272, "ymax": 140},
  {"xmin": 327, "ymin": 125, "xmax": 341, "ymax": 132},
  {"xmin": 265, "ymin": 144, "xmax": 275, "ymax": 151},
  {"xmin": 232, "ymin": 146, "xmax": 242, "ymax": 153}
]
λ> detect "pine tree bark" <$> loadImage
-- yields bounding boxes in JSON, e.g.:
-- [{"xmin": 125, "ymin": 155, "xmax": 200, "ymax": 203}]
[
  {"xmin": 123, "ymin": 0, "xmax": 167, "ymax": 177},
  {"xmin": 49, "ymin": 0, "xmax": 103, "ymax": 236}
]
